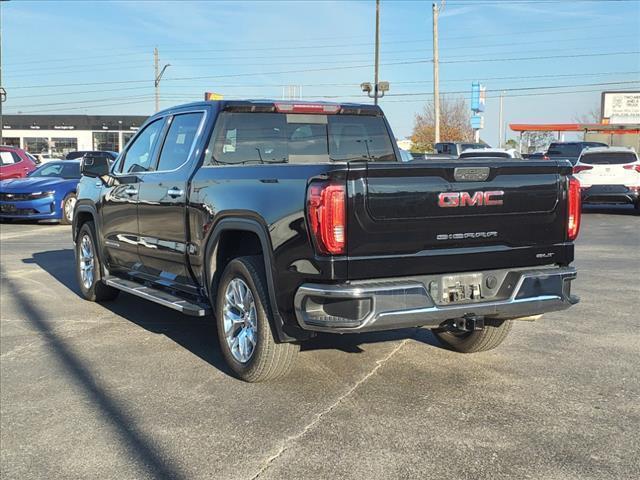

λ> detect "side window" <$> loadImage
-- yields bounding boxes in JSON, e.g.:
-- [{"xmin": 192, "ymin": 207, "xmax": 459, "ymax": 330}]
[
  {"xmin": 1, "ymin": 151, "xmax": 18, "ymax": 165},
  {"xmin": 204, "ymin": 112, "xmax": 287, "ymax": 165},
  {"xmin": 120, "ymin": 119, "xmax": 164, "ymax": 174},
  {"xmin": 156, "ymin": 113, "xmax": 203, "ymax": 171}
]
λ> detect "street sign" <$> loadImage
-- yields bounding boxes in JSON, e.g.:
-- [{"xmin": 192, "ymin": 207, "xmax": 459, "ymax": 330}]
[{"xmin": 471, "ymin": 82, "xmax": 485, "ymax": 112}]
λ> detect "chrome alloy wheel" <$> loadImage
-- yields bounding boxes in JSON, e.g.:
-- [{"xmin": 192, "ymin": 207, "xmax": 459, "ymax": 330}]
[
  {"xmin": 79, "ymin": 234, "xmax": 95, "ymax": 290},
  {"xmin": 64, "ymin": 196, "xmax": 77, "ymax": 223},
  {"xmin": 223, "ymin": 278, "xmax": 258, "ymax": 364}
]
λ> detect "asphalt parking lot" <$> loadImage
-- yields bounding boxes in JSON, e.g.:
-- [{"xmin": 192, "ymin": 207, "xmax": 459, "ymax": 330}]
[{"xmin": 1, "ymin": 206, "xmax": 639, "ymax": 480}]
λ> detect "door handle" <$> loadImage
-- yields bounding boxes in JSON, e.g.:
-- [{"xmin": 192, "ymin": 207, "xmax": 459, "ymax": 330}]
[
  {"xmin": 124, "ymin": 187, "xmax": 138, "ymax": 196},
  {"xmin": 167, "ymin": 187, "xmax": 184, "ymax": 198}
]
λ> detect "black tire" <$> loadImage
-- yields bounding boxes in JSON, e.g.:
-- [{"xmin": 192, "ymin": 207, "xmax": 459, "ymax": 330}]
[
  {"xmin": 215, "ymin": 256, "xmax": 299, "ymax": 382},
  {"xmin": 61, "ymin": 192, "xmax": 77, "ymax": 225},
  {"xmin": 75, "ymin": 221, "xmax": 119, "ymax": 302},
  {"xmin": 433, "ymin": 318, "xmax": 512, "ymax": 353}
]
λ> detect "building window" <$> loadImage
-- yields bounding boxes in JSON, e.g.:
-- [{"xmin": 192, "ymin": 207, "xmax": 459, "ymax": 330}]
[
  {"xmin": 51, "ymin": 137, "xmax": 78, "ymax": 158},
  {"xmin": 92, "ymin": 132, "xmax": 119, "ymax": 152},
  {"xmin": 122, "ymin": 132, "xmax": 136, "ymax": 149},
  {"xmin": 24, "ymin": 137, "xmax": 50, "ymax": 154},
  {"xmin": 2, "ymin": 137, "xmax": 20, "ymax": 148}
]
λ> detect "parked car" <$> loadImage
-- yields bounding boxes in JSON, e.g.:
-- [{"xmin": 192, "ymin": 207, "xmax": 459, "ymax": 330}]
[
  {"xmin": 73, "ymin": 100, "xmax": 580, "ymax": 382},
  {"xmin": 399, "ymin": 149, "xmax": 413, "ymax": 162},
  {"xmin": 573, "ymin": 146, "xmax": 639, "ymax": 211},
  {"xmin": 0, "ymin": 146, "xmax": 38, "ymax": 180},
  {"xmin": 66, "ymin": 150, "xmax": 118, "ymax": 161},
  {"xmin": 525, "ymin": 152, "xmax": 548, "ymax": 160},
  {"xmin": 459, "ymin": 148, "xmax": 522, "ymax": 159},
  {"xmin": 435, "ymin": 142, "xmax": 488, "ymax": 156},
  {"xmin": 546, "ymin": 141, "xmax": 608, "ymax": 164},
  {"xmin": 0, "ymin": 160, "xmax": 81, "ymax": 224},
  {"xmin": 33, "ymin": 153, "xmax": 65, "ymax": 164}
]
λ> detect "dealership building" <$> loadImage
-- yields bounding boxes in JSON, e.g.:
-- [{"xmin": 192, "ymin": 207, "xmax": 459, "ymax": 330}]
[{"xmin": 1, "ymin": 114, "xmax": 149, "ymax": 157}]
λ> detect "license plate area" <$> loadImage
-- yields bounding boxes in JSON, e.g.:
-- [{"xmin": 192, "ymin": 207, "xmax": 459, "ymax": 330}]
[{"xmin": 433, "ymin": 273, "xmax": 483, "ymax": 305}]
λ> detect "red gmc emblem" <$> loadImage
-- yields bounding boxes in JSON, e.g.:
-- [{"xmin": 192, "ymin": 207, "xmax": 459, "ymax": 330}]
[{"xmin": 438, "ymin": 190, "xmax": 504, "ymax": 208}]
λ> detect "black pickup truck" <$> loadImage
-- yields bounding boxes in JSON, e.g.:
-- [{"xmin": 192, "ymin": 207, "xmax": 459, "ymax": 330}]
[{"xmin": 73, "ymin": 100, "xmax": 581, "ymax": 382}]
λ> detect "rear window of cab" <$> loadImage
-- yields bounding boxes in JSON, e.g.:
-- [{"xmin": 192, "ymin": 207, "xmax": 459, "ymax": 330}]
[{"xmin": 204, "ymin": 112, "xmax": 396, "ymax": 165}]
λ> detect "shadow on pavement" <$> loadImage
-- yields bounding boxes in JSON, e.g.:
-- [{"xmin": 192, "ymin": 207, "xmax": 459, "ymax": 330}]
[
  {"xmin": 582, "ymin": 204, "xmax": 638, "ymax": 216},
  {"xmin": 25, "ymin": 249, "xmax": 232, "ymax": 378},
  {"xmin": 27, "ymin": 249, "xmax": 445, "ymax": 362},
  {"xmin": 1, "ymin": 266, "xmax": 187, "ymax": 480}
]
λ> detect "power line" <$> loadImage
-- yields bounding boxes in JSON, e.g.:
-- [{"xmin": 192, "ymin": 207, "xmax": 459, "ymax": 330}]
[
  {"xmin": 4, "ymin": 20, "xmax": 636, "ymax": 68},
  {"xmin": 8, "ymin": 32, "xmax": 637, "ymax": 75},
  {"xmin": 8, "ymin": 50, "xmax": 638, "ymax": 91},
  {"xmin": 32, "ymin": 80, "xmax": 633, "ymax": 109},
  {"xmin": 6, "ymin": 70, "xmax": 639, "ymax": 101},
  {"xmin": 8, "ymin": 44, "xmax": 633, "ymax": 80}
]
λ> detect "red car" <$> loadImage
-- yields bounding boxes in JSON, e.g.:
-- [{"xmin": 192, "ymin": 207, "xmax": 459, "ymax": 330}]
[{"xmin": 0, "ymin": 146, "xmax": 39, "ymax": 180}]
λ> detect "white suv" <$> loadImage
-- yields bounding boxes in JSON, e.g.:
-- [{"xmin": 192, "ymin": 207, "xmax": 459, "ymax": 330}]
[{"xmin": 573, "ymin": 146, "xmax": 640, "ymax": 211}]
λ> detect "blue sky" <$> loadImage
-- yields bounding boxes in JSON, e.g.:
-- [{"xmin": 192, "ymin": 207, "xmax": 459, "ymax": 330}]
[{"xmin": 2, "ymin": 0, "xmax": 640, "ymax": 144}]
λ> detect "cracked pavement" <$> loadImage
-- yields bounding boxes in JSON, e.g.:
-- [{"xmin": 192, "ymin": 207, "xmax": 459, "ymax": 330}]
[{"xmin": 1, "ymin": 205, "xmax": 639, "ymax": 480}]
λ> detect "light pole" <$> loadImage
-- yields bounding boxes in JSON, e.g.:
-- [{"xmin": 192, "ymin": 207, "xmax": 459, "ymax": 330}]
[
  {"xmin": 154, "ymin": 47, "xmax": 170, "ymax": 112},
  {"xmin": 361, "ymin": 0, "xmax": 389, "ymax": 104}
]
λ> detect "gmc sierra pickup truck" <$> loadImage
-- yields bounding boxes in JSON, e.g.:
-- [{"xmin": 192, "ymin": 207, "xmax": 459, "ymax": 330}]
[{"xmin": 73, "ymin": 100, "xmax": 580, "ymax": 382}]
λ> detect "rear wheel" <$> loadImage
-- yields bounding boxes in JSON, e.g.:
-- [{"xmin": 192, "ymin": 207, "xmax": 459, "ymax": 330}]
[
  {"xmin": 433, "ymin": 318, "xmax": 512, "ymax": 353},
  {"xmin": 61, "ymin": 193, "xmax": 77, "ymax": 225},
  {"xmin": 76, "ymin": 221, "xmax": 119, "ymax": 302},
  {"xmin": 215, "ymin": 256, "xmax": 299, "ymax": 382}
]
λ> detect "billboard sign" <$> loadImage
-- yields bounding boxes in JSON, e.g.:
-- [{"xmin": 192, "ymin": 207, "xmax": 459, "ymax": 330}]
[{"xmin": 601, "ymin": 91, "xmax": 640, "ymax": 124}]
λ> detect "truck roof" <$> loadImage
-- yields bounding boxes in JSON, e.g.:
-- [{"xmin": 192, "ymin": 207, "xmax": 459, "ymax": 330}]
[{"xmin": 156, "ymin": 100, "xmax": 383, "ymax": 116}]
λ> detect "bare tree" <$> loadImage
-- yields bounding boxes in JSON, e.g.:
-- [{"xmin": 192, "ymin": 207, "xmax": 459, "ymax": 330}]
[
  {"xmin": 411, "ymin": 97, "xmax": 473, "ymax": 152},
  {"xmin": 573, "ymin": 102, "xmax": 601, "ymax": 124}
]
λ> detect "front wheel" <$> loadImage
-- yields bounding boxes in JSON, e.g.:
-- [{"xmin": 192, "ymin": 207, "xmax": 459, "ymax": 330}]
[
  {"xmin": 433, "ymin": 318, "xmax": 512, "ymax": 353},
  {"xmin": 215, "ymin": 256, "xmax": 299, "ymax": 382},
  {"xmin": 75, "ymin": 221, "xmax": 119, "ymax": 302},
  {"xmin": 61, "ymin": 193, "xmax": 77, "ymax": 225}
]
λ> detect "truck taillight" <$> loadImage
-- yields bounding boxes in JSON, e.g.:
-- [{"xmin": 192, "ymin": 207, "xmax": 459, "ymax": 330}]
[
  {"xmin": 275, "ymin": 103, "xmax": 341, "ymax": 114},
  {"xmin": 573, "ymin": 165, "xmax": 593, "ymax": 174},
  {"xmin": 567, "ymin": 177, "xmax": 581, "ymax": 241},
  {"xmin": 307, "ymin": 182, "xmax": 346, "ymax": 255}
]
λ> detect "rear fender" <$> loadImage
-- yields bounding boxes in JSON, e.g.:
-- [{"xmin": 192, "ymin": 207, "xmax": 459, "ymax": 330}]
[{"xmin": 203, "ymin": 217, "xmax": 297, "ymax": 342}]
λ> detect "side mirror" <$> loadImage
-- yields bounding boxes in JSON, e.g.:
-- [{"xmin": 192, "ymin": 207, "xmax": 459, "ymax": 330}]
[{"xmin": 81, "ymin": 155, "xmax": 111, "ymax": 177}]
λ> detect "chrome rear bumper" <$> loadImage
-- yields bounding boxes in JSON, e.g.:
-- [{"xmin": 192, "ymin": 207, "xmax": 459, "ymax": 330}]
[{"xmin": 294, "ymin": 267, "xmax": 578, "ymax": 333}]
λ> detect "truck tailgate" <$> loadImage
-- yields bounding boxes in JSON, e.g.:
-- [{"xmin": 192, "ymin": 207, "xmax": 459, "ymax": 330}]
[{"xmin": 346, "ymin": 160, "xmax": 574, "ymax": 279}]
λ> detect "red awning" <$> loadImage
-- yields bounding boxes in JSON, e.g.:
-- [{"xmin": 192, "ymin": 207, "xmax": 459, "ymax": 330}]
[{"xmin": 510, "ymin": 123, "xmax": 640, "ymax": 134}]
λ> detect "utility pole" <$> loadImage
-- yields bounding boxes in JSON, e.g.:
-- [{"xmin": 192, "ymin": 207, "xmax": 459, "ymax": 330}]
[
  {"xmin": 154, "ymin": 47, "xmax": 159, "ymax": 112},
  {"xmin": 153, "ymin": 48, "xmax": 171, "ymax": 113},
  {"xmin": 498, "ymin": 91, "xmax": 504, "ymax": 148},
  {"xmin": 0, "ymin": 0, "xmax": 5, "ymax": 146},
  {"xmin": 432, "ymin": 2, "xmax": 442, "ymax": 143},
  {"xmin": 374, "ymin": 0, "xmax": 380, "ymax": 105}
]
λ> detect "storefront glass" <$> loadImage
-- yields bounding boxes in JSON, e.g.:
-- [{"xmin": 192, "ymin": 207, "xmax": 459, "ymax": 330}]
[
  {"xmin": 51, "ymin": 137, "xmax": 78, "ymax": 158},
  {"xmin": 2, "ymin": 137, "xmax": 20, "ymax": 148},
  {"xmin": 92, "ymin": 132, "xmax": 119, "ymax": 152},
  {"xmin": 24, "ymin": 137, "xmax": 50, "ymax": 154}
]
